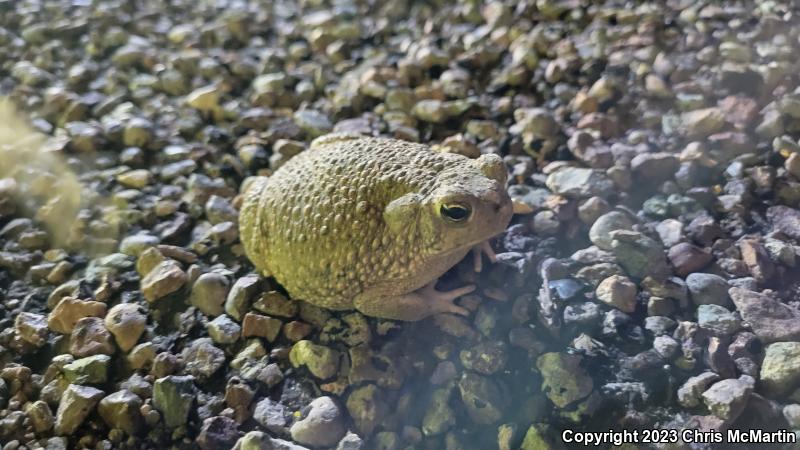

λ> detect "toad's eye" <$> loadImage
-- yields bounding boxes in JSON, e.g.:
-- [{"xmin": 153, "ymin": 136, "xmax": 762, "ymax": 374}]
[{"xmin": 440, "ymin": 203, "xmax": 472, "ymax": 223}]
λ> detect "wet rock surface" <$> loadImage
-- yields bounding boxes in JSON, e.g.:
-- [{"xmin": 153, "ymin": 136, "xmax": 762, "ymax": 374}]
[{"xmin": 1, "ymin": 0, "xmax": 800, "ymax": 449}]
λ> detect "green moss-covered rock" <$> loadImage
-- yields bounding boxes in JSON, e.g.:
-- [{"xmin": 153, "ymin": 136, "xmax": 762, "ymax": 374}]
[
  {"xmin": 233, "ymin": 431, "xmax": 310, "ymax": 450},
  {"xmin": 152, "ymin": 375, "xmax": 195, "ymax": 428},
  {"xmin": 458, "ymin": 372, "xmax": 508, "ymax": 425},
  {"xmin": 520, "ymin": 423, "xmax": 565, "ymax": 450},
  {"xmin": 697, "ymin": 304, "xmax": 741, "ymax": 336},
  {"xmin": 373, "ymin": 431, "xmax": 400, "ymax": 450},
  {"xmin": 459, "ymin": 340, "xmax": 508, "ymax": 375},
  {"xmin": 422, "ymin": 385, "xmax": 456, "ymax": 436},
  {"xmin": 348, "ymin": 344, "xmax": 404, "ymax": 389},
  {"xmin": 536, "ymin": 352, "xmax": 594, "ymax": 408},
  {"xmin": 26, "ymin": 400, "xmax": 54, "ymax": 433},
  {"xmin": 289, "ymin": 340, "xmax": 340, "ymax": 379},
  {"xmin": 55, "ymin": 384, "xmax": 104, "ymax": 435},
  {"xmin": 497, "ymin": 422, "xmax": 520, "ymax": 450},
  {"xmin": 761, "ymin": 342, "xmax": 800, "ymax": 396},
  {"xmin": 122, "ymin": 117, "xmax": 154, "ymax": 147},
  {"xmin": 346, "ymin": 384, "xmax": 387, "ymax": 435},
  {"xmin": 559, "ymin": 391, "xmax": 603, "ymax": 423},
  {"xmin": 98, "ymin": 389, "xmax": 143, "ymax": 435},
  {"xmin": 610, "ymin": 230, "xmax": 669, "ymax": 279},
  {"xmin": 63, "ymin": 354, "xmax": 110, "ymax": 384}
]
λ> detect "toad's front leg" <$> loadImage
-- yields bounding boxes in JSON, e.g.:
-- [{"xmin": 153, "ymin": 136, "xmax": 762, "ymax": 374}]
[
  {"xmin": 354, "ymin": 281, "xmax": 474, "ymax": 321},
  {"xmin": 471, "ymin": 240, "xmax": 498, "ymax": 272}
]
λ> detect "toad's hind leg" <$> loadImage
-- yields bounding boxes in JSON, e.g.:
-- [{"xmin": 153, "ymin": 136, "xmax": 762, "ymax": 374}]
[{"xmin": 353, "ymin": 281, "xmax": 475, "ymax": 321}]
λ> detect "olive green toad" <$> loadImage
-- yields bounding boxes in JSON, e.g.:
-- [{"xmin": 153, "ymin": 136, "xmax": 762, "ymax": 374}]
[{"xmin": 240, "ymin": 134, "xmax": 513, "ymax": 321}]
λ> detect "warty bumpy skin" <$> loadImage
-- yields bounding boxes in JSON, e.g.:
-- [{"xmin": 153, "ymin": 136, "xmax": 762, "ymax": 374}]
[{"xmin": 239, "ymin": 133, "xmax": 513, "ymax": 320}]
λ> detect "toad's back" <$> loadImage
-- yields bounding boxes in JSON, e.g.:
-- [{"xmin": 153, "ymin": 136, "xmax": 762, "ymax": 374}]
[{"xmin": 240, "ymin": 135, "xmax": 449, "ymax": 309}]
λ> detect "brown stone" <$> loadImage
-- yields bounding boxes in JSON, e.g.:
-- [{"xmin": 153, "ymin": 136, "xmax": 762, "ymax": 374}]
[
  {"xmin": 729, "ymin": 288, "xmax": 800, "ymax": 344},
  {"xmin": 718, "ymin": 95, "xmax": 759, "ymax": 128},
  {"xmin": 141, "ymin": 260, "xmax": 187, "ymax": 302},
  {"xmin": 252, "ymin": 291, "xmax": 298, "ymax": 318},
  {"xmin": 738, "ymin": 239, "xmax": 774, "ymax": 282},
  {"xmin": 668, "ymin": 243, "xmax": 713, "ymax": 276},
  {"xmin": 283, "ymin": 321, "xmax": 313, "ymax": 342},
  {"xmin": 48, "ymin": 297, "xmax": 108, "ymax": 334},
  {"xmin": 70, "ymin": 317, "xmax": 115, "ymax": 357},
  {"xmin": 104, "ymin": 303, "xmax": 147, "ymax": 352},
  {"xmin": 242, "ymin": 313, "xmax": 282, "ymax": 342},
  {"xmin": 576, "ymin": 112, "xmax": 620, "ymax": 138}
]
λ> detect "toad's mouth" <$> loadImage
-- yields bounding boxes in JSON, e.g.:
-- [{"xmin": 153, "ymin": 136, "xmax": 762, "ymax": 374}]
[{"xmin": 450, "ymin": 228, "xmax": 508, "ymax": 254}]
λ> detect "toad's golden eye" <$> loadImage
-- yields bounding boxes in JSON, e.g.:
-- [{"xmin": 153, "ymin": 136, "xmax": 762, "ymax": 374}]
[{"xmin": 440, "ymin": 203, "xmax": 472, "ymax": 222}]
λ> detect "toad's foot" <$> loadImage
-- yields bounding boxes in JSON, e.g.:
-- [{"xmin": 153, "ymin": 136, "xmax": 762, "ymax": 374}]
[
  {"xmin": 419, "ymin": 281, "xmax": 474, "ymax": 316},
  {"xmin": 353, "ymin": 281, "xmax": 474, "ymax": 321},
  {"xmin": 472, "ymin": 240, "xmax": 497, "ymax": 272}
]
